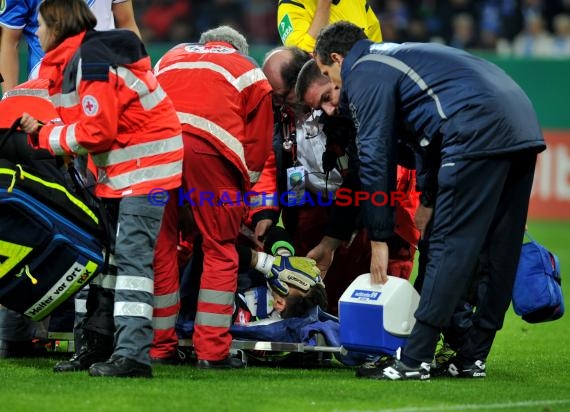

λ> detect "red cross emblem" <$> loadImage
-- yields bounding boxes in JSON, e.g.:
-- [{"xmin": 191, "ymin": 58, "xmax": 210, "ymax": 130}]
[{"xmin": 82, "ymin": 95, "xmax": 99, "ymax": 116}]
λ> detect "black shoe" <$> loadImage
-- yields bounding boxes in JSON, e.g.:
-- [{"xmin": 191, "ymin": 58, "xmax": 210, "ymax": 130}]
[
  {"xmin": 196, "ymin": 356, "xmax": 245, "ymax": 369},
  {"xmin": 364, "ymin": 358, "xmax": 431, "ymax": 380},
  {"xmin": 53, "ymin": 331, "xmax": 113, "ymax": 372},
  {"xmin": 355, "ymin": 355, "xmax": 393, "ymax": 378},
  {"xmin": 447, "ymin": 358, "xmax": 486, "ymax": 378},
  {"xmin": 0, "ymin": 339, "xmax": 48, "ymax": 359},
  {"xmin": 89, "ymin": 357, "xmax": 152, "ymax": 378},
  {"xmin": 151, "ymin": 349, "xmax": 187, "ymax": 365}
]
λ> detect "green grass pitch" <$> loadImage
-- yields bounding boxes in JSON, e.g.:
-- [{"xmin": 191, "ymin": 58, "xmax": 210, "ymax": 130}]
[{"xmin": 0, "ymin": 220, "xmax": 568, "ymax": 412}]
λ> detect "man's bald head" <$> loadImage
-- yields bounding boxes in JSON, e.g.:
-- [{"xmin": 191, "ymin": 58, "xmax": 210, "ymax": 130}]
[{"xmin": 262, "ymin": 46, "xmax": 310, "ymax": 107}]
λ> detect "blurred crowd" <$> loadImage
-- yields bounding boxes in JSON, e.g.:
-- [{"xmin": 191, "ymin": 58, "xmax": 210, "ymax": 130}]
[{"xmin": 136, "ymin": 0, "xmax": 570, "ymax": 58}]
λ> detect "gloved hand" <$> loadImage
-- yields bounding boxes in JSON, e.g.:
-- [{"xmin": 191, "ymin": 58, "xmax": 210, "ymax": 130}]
[
  {"xmin": 255, "ymin": 253, "xmax": 323, "ymax": 297},
  {"xmin": 269, "ymin": 256, "xmax": 323, "ymax": 296}
]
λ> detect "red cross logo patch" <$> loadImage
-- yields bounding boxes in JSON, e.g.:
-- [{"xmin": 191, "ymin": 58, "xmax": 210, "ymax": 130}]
[{"xmin": 82, "ymin": 95, "xmax": 99, "ymax": 116}]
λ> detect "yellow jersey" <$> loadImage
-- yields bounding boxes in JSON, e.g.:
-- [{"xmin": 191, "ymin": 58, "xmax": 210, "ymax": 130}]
[{"xmin": 277, "ymin": 0, "xmax": 382, "ymax": 52}]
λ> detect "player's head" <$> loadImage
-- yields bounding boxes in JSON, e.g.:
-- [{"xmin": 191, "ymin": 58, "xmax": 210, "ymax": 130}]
[
  {"xmin": 270, "ymin": 261, "xmax": 327, "ymax": 318},
  {"xmin": 296, "ymin": 59, "xmax": 341, "ymax": 116},
  {"xmin": 272, "ymin": 282, "xmax": 328, "ymax": 319}
]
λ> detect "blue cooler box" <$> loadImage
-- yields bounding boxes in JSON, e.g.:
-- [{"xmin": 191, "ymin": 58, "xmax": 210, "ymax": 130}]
[{"xmin": 339, "ymin": 274, "xmax": 420, "ymax": 355}]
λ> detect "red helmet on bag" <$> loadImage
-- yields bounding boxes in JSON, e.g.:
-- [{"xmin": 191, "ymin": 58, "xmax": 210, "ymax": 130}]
[{"xmin": 0, "ymin": 79, "xmax": 59, "ymax": 129}]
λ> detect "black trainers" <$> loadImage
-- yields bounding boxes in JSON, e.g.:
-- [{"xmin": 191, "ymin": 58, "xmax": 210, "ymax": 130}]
[
  {"xmin": 355, "ymin": 355, "xmax": 393, "ymax": 378},
  {"xmin": 89, "ymin": 357, "xmax": 152, "ymax": 378},
  {"xmin": 372, "ymin": 359, "xmax": 431, "ymax": 380},
  {"xmin": 196, "ymin": 356, "xmax": 245, "ymax": 369},
  {"xmin": 53, "ymin": 331, "xmax": 113, "ymax": 372},
  {"xmin": 447, "ymin": 359, "xmax": 486, "ymax": 378}
]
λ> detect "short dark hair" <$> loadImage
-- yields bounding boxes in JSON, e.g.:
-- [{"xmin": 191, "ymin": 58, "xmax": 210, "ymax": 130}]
[
  {"xmin": 315, "ymin": 21, "xmax": 367, "ymax": 65},
  {"xmin": 39, "ymin": 0, "xmax": 97, "ymax": 48},
  {"xmin": 295, "ymin": 59, "xmax": 329, "ymax": 103},
  {"xmin": 281, "ymin": 284, "xmax": 328, "ymax": 319},
  {"xmin": 281, "ymin": 47, "xmax": 311, "ymax": 93}
]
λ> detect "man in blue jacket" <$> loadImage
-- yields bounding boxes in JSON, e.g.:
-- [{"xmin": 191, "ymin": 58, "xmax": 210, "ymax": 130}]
[{"xmin": 313, "ymin": 21, "xmax": 546, "ymax": 380}]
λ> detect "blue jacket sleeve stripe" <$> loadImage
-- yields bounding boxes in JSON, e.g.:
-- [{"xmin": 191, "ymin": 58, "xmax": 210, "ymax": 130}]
[{"xmin": 354, "ymin": 54, "xmax": 448, "ymax": 120}]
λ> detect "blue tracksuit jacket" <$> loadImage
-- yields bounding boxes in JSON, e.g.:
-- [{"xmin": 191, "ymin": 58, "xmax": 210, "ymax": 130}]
[{"xmin": 340, "ymin": 39, "xmax": 546, "ymax": 241}]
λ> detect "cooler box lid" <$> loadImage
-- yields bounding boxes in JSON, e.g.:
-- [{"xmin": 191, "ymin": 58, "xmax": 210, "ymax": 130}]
[{"xmin": 339, "ymin": 274, "xmax": 420, "ymax": 337}]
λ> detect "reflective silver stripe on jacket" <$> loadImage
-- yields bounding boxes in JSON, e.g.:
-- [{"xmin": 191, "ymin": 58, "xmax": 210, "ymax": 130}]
[
  {"xmin": 98, "ymin": 160, "xmax": 183, "ymax": 190},
  {"xmin": 114, "ymin": 302, "xmax": 153, "ymax": 320},
  {"xmin": 116, "ymin": 67, "xmax": 167, "ymax": 111},
  {"xmin": 115, "ymin": 276, "xmax": 154, "ymax": 294},
  {"xmin": 177, "ymin": 111, "xmax": 259, "ymax": 183},
  {"xmin": 354, "ymin": 54, "xmax": 448, "ymax": 120},
  {"xmin": 48, "ymin": 125, "xmax": 66, "ymax": 155},
  {"xmin": 64, "ymin": 123, "xmax": 89, "ymax": 155},
  {"xmin": 52, "ymin": 57, "xmax": 82, "ymax": 109},
  {"xmin": 51, "ymin": 92, "xmax": 79, "ymax": 109},
  {"xmin": 155, "ymin": 62, "xmax": 267, "ymax": 93},
  {"xmin": 3, "ymin": 88, "xmax": 50, "ymax": 99},
  {"xmin": 91, "ymin": 135, "xmax": 183, "ymax": 167}
]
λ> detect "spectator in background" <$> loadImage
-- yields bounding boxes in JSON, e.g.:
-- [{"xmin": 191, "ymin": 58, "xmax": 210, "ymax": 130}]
[
  {"xmin": 243, "ymin": 0, "xmax": 280, "ymax": 45},
  {"xmin": 375, "ymin": 0, "xmax": 410, "ymax": 42},
  {"xmin": 449, "ymin": 12, "xmax": 478, "ymax": 49},
  {"xmin": 191, "ymin": 0, "xmax": 245, "ymax": 43},
  {"xmin": 551, "ymin": 13, "xmax": 570, "ymax": 57},
  {"xmin": 277, "ymin": 0, "xmax": 382, "ymax": 53},
  {"xmin": 140, "ymin": 0, "xmax": 190, "ymax": 41},
  {"xmin": 512, "ymin": 13, "xmax": 554, "ymax": 56},
  {"xmin": 436, "ymin": 0, "xmax": 479, "ymax": 44}
]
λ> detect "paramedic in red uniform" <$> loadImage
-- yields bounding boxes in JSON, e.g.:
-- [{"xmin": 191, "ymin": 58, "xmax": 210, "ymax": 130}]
[
  {"xmin": 20, "ymin": 0, "xmax": 183, "ymax": 377},
  {"xmin": 154, "ymin": 26, "xmax": 273, "ymax": 368}
]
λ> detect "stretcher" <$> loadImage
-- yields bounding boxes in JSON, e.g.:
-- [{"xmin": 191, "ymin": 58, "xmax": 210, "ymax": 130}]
[
  {"xmin": 178, "ymin": 336, "xmax": 348, "ymax": 367},
  {"xmin": 45, "ymin": 275, "xmax": 419, "ymax": 368}
]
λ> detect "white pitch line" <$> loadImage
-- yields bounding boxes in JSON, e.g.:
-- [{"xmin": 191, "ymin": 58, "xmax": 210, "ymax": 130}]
[{"xmin": 336, "ymin": 399, "xmax": 570, "ymax": 412}]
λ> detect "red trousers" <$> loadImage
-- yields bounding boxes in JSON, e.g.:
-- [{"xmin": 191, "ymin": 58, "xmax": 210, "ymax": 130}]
[
  {"xmin": 182, "ymin": 137, "xmax": 245, "ymax": 361},
  {"xmin": 151, "ymin": 189, "xmax": 181, "ymax": 359}
]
